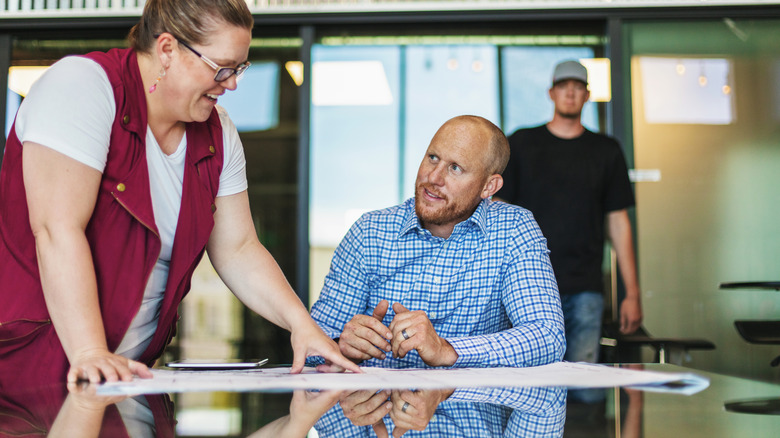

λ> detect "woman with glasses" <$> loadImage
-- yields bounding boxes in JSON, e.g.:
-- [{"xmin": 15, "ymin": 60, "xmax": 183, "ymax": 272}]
[{"xmin": 0, "ymin": 0, "xmax": 359, "ymax": 384}]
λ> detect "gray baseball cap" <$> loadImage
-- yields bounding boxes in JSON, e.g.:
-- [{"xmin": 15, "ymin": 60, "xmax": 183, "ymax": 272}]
[{"xmin": 552, "ymin": 60, "xmax": 588, "ymax": 85}]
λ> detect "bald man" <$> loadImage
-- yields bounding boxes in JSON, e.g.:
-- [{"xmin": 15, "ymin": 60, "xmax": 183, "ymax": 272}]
[{"xmin": 311, "ymin": 115, "xmax": 565, "ymax": 371}]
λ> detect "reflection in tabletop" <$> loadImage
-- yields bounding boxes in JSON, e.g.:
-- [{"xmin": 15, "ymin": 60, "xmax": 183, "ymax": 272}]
[
  {"xmin": 314, "ymin": 386, "xmax": 567, "ymax": 437},
  {"xmin": 0, "ymin": 381, "xmax": 175, "ymax": 438}
]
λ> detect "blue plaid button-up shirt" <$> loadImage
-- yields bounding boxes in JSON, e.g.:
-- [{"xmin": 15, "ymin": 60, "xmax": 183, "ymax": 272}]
[{"xmin": 310, "ymin": 197, "xmax": 565, "ymax": 368}]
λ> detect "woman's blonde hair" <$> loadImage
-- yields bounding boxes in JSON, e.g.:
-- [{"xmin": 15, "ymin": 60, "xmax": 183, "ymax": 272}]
[{"xmin": 128, "ymin": 0, "xmax": 253, "ymax": 53}]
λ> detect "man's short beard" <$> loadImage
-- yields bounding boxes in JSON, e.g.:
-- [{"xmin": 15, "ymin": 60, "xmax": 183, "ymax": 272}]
[
  {"xmin": 415, "ymin": 200, "xmax": 463, "ymax": 226},
  {"xmin": 415, "ymin": 184, "xmax": 480, "ymax": 227}
]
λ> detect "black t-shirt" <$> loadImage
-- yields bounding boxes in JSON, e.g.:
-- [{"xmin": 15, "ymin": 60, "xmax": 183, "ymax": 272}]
[{"xmin": 496, "ymin": 125, "xmax": 635, "ymax": 295}]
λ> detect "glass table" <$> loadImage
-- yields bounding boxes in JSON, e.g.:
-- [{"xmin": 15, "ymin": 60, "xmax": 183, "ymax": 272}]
[{"xmin": 1, "ymin": 364, "xmax": 778, "ymax": 437}]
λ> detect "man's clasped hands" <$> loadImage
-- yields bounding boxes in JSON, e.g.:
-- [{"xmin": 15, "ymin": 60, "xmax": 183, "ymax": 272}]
[{"xmin": 318, "ymin": 299, "xmax": 459, "ymax": 372}]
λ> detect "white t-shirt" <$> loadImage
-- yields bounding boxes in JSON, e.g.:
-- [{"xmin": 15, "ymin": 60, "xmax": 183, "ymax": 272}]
[{"xmin": 14, "ymin": 56, "xmax": 249, "ymax": 360}]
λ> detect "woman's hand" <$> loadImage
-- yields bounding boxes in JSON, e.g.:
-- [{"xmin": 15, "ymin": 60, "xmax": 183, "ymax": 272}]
[
  {"xmin": 290, "ymin": 320, "xmax": 362, "ymax": 374},
  {"xmin": 290, "ymin": 390, "xmax": 343, "ymax": 425},
  {"xmin": 67, "ymin": 348, "xmax": 152, "ymax": 383}
]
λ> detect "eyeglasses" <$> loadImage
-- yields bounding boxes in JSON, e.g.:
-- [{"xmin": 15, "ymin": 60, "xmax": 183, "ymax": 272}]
[{"xmin": 176, "ymin": 39, "xmax": 251, "ymax": 82}]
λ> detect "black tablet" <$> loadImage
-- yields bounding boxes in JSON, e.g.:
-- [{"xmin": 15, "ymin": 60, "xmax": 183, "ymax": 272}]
[{"xmin": 165, "ymin": 358, "xmax": 269, "ymax": 370}]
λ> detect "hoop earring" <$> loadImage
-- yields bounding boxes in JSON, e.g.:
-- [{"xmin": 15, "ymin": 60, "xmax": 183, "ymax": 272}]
[{"xmin": 148, "ymin": 67, "xmax": 166, "ymax": 93}]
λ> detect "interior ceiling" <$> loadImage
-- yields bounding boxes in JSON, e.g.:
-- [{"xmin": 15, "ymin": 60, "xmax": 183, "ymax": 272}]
[{"xmin": 2, "ymin": 0, "xmax": 780, "ymax": 19}]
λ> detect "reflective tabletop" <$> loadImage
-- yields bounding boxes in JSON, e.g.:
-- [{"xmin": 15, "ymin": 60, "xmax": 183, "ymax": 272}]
[{"xmin": 1, "ymin": 364, "xmax": 778, "ymax": 437}]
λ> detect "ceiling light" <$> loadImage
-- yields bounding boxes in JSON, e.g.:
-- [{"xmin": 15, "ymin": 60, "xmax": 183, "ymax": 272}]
[
  {"xmin": 8, "ymin": 66, "xmax": 49, "ymax": 97},
  {"xmin": 579, "ymin": 58, "xmax": 611, "ymax": 102},
  {"xmin": 285, "ymin": 61, "xmax": 304, "ymax": 86},
  {"xmin": 312, "ymin": 61, "xmax": 393, "ymax": 106}
]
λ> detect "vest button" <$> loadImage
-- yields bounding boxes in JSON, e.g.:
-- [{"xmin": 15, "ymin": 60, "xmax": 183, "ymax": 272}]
[
  {"xmin": 122, "ymin": 115, "xmax": 130, "ymax": 125},
  {"xmin": 117, "ymin": 183, "xmax": 126, "ymax": 192},
  {"xmin": 211, "ymin": 203, "xmax": 217, "ymax": 213},
  {"xmin": 209, "ymin": 145, "xmax": 216, "ymax": 154}
]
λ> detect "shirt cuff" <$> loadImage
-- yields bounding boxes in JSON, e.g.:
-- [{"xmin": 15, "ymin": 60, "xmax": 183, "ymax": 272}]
[{"xmin": 448, "ymin": 337, "xmax": 488, "ymax": 368}]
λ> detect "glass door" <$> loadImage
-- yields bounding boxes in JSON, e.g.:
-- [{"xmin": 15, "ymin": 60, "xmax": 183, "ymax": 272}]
[{"xmin": 628, "ymin": 19, "xmax": 780, "ymax": 383}]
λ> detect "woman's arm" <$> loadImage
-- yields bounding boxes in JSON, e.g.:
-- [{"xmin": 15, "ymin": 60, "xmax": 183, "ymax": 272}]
[
  {"xmin": 23, "ymin": 142, "xmax": 151, "ymax": 383},
  {"xmin": 206, "ymin": 191, "xmax": 360, "ymax": 373}
]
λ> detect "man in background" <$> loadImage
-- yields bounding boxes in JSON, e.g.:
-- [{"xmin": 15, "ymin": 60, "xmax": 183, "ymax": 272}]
[{"xmin": 496, "ymin": 60, "xmax": 642, "ymax": 403}]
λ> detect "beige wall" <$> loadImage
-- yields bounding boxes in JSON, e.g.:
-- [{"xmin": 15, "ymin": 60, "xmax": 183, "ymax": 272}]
[{"xmin": 309, "ymin": 246, "xmax": 337, "ymax": 307}]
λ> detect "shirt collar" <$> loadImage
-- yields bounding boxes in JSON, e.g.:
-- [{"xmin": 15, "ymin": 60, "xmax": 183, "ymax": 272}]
[
  {"xmin": 468, "ymin": 198, "xmax": 490, "ymax": 235},
  {"xmin": 399, "ymin": 198, "xmax": 421, "ymax": 237},
  {"xmin": 399, "ymin": 197, "xmax": 490, "ymax": 238}
]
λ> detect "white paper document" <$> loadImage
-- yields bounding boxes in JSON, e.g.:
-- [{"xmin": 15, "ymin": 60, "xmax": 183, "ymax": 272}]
[{"xmin": 98, "ymin": 362, "xmax": 709, "ymax": 396}]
